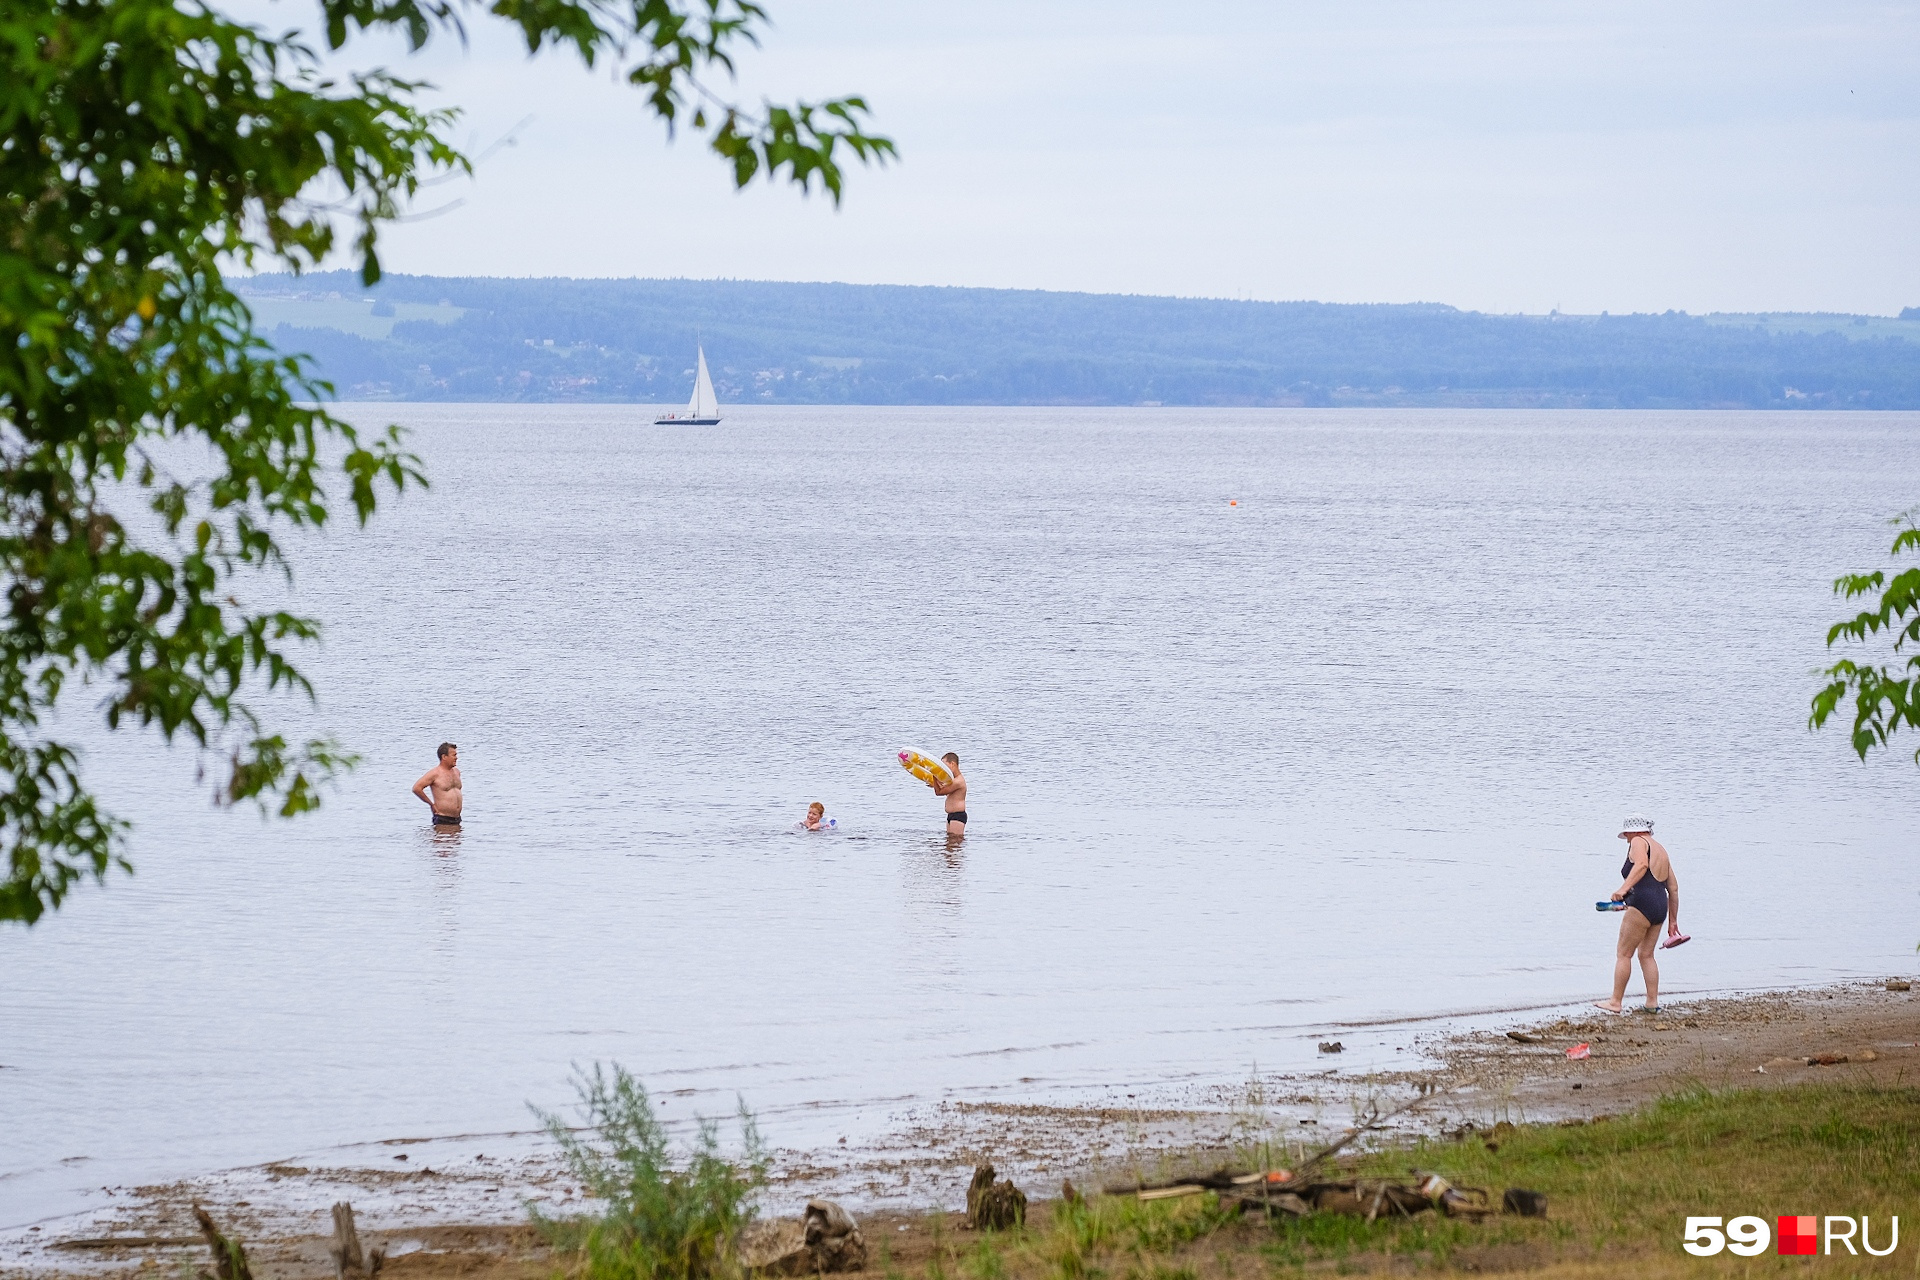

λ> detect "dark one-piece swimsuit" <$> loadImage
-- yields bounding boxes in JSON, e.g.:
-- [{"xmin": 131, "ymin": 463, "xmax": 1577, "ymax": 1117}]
[
  {"xmin": 1620, "ymin": 846, "xmax": 1668, "ymax": 927},
  {"xmin": 945, "ymin": 810, "xmax": 968, "ymax": 826}
]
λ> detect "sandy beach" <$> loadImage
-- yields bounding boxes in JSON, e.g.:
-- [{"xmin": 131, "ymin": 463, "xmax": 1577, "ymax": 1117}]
[{"xmin": 11, "ymin": 978, "xmax": 1915, "ymax": 1279}]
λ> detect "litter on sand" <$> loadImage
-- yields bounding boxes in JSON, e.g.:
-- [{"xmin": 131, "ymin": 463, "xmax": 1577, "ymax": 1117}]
[{"xmin": 1566, "ymin": 1043, "xmax": 1592, "ymax": 1060}]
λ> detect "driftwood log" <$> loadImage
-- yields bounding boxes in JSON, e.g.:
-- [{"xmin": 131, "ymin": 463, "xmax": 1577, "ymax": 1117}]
[
  {"xmin": 965, "ymin": 1164, "xmax": 1027, "ymax": 1231},
  {"xmin": 1219, "ymin": 1174, "xmax": 1502, "ymax": 1222},
  {"xmin": 1315, "ymin": 1180, "xmax": 1433, "ymax": 1220},
  {"xmin": 1107, "ymin": 1088, "xmax": 1460, "ymax": 1204},
  {"xmin": 1070, "ymin": 1080, "xmax": 1531, "ymax": 1229},
  {"xmin": 192, "ymin": 1206, "xmax": 253, "ymax": 1280},
  {"xmin": 1101, "ymin": 1165, "xmax": 1259, "ymax": 1197},
  {"xmin": 329, "ymin": 1202, "xmax": 386, "ymax": 1279}
]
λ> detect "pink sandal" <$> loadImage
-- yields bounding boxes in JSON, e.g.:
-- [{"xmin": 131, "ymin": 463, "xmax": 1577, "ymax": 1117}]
[{"xmin": 1661, "ymin": 933, "xmax": 1691, "ymax": 950}]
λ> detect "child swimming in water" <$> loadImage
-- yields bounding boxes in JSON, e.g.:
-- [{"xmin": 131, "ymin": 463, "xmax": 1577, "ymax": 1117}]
[{"xmin": 801, "ymin": 801, "xmax": 830, "ymax": 831}]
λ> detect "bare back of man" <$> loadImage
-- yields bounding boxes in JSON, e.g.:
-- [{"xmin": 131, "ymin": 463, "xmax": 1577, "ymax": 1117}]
[
  {"xmin": 412, "ymin": 742, "xmax": 463, "ymax": 826},
  {"xmin": 932, "ymin": 751, "xmax": 967, "ymax": 837}
]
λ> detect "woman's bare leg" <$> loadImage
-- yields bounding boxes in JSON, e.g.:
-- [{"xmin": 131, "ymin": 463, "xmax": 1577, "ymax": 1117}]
[
  {"xmin": 1598, "ymin": 910, "xmax": 1653, "ymax": 1011},
  {"xmin": 1637, "ymin": 927, "xmax": 1661, "ymax": 1008}
]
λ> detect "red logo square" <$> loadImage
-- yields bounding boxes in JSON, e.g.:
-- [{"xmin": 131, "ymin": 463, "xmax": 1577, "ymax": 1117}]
[{"xmin": 1778, "ymin": 1215, "xmax": 1817, "ymax": 1256}]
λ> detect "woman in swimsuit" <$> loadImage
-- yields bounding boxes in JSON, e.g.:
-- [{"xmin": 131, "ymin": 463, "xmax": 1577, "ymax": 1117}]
[{"xmin": 1597, "ymin": 817, "xmax": 1682, "ymax": 1014}]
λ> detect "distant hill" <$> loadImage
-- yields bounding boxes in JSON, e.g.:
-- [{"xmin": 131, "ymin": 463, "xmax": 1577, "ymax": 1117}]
[{"xmin": 237, "ymin": 273, "xmax": 1920, "ymax": 409}]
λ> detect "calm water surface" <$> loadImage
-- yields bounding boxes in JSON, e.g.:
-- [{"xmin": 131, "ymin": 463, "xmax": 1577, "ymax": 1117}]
[{"xmin": 4, "ymin": 407, "xmax": 1918, "ymax": 1223}]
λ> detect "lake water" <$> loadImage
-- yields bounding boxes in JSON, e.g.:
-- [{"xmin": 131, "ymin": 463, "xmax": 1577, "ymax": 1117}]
[{"xmin": 4, "ymin": 406, "xmax": 1919, "ymax": 1227}]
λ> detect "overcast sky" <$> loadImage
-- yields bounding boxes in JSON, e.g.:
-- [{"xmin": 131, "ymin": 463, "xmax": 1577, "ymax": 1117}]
[{"xmin": 295, "ymin": 0, "xmax": 1919, "ymax": 314}]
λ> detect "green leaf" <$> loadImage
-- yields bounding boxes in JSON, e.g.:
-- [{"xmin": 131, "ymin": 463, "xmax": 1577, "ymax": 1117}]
[{"xmin": 1812, "ymin": 510, "xmax": 1920, "ymax": 765}]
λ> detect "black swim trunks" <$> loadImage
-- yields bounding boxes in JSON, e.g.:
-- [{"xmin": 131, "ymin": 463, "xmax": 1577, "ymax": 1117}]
[
  {"xmin": 945, "ymin": 810, "xmax": 967, "ymax": 826},
  {"xmin": 432, "ymin": 814, "xmax": 461, "ymax": 826}
]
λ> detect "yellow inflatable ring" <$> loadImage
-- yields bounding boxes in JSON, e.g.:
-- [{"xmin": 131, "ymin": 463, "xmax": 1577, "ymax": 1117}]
[{"xmin": 898, "ymin": 750, "xmax": 951, "ymax": 789}]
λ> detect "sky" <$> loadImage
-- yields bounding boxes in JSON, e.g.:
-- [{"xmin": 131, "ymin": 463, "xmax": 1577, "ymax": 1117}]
[{"xmin": 278, "ymin": 0, "xmax": 1920, "ymax": 314}]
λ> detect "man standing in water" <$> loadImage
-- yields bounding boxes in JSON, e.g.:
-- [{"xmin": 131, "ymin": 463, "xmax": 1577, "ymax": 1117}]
[
  {"xmin": 932, "ymin": 751, "xmax": 967, "ymax": 837},
  {"xmin": 412, "ymin": 742, "xmax": 463, "ymax": 826}
]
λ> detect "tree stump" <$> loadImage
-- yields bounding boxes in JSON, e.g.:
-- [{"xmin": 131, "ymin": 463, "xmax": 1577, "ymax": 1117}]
[
  {"xmin": 329, "ymin": 1202, "xmax": 386, "ymax": 1279},
  {"xmin": 803, "ymin": 1199, "xmax": 867, "ymax": 1272},
  {"xmin": 965, "ymin": 1164, "xmax": 1026, "ymax": 1231},
  {"xmin": 966, "ymin": 1166, "xmax": 995, "ymax": 1225},
  {"xmin": 738, "ymin": 1202, "xmax": 866, "ymax": 1274}
]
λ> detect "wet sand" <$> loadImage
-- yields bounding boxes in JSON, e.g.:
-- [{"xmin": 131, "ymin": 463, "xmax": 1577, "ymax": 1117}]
[{"xmin": 9, "ymin": 979, "xmax": 1915, "ymax": 1279}]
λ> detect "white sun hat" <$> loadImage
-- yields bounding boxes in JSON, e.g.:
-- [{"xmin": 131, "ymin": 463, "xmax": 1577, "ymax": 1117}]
[{"xmin": 1619, "ymin": 817, "xmax": 1654, "ymax": 834}]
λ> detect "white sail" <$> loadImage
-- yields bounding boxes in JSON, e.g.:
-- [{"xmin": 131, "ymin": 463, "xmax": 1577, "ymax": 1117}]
[{"xmin": 690, "ymin": 347, "xmax": 719, "ymax": 419}]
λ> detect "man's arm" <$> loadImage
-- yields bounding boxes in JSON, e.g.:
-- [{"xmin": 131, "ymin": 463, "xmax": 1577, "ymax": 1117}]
[
  {"xmin": 933, "ymin": 779, "xmax": 959, "ymax": 796},
  {"xmin": 412, "ymin": 770, "xmax": 437, "ymax": 806}
]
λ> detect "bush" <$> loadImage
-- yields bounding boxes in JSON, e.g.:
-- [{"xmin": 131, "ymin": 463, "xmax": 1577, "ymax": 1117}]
[{"xmin": 531, "ymin": 1063, "xmax": 769, "ymax": 1280}]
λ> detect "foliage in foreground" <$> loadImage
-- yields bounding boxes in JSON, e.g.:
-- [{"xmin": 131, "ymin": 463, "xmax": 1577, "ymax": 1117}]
[
  {"xmin": 0, "ymin": 0, "xmax": 891, "ymax": 923},
  {"xmin": 1813, "ymin": 511, "xmax": 1920, "ymax": 765},
  {"xmin": 531, "ymin": 1063, "xmax": 769, "ymax": 1280}
]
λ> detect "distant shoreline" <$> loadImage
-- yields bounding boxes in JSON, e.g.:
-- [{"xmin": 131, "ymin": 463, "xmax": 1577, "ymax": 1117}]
[{"xmin": 235, "ymin": 272, "xmax": 1920, "ymax": 410}]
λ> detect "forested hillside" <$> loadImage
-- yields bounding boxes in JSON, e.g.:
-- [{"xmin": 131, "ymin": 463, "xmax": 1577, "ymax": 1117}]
[{"xmin": 241, "ymin": 273, "xmax": 1920, "ymax": 408}]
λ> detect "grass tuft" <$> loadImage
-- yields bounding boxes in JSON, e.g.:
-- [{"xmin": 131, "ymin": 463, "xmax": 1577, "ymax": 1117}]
[{"xmin": 529, "ymin": 1062, "xmax": 768, "ymax": 1280}]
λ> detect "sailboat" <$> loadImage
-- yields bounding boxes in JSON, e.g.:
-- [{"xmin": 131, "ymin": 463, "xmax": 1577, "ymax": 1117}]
[{"xmin": 655, "ymin": 346, "xmax": 722, "ymax": 425}]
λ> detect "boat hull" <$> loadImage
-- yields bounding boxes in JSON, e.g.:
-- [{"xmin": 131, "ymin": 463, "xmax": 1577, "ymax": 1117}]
[{"xmin": 653, "ymin": 416, "xmax": 722, "ymax": 425}]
